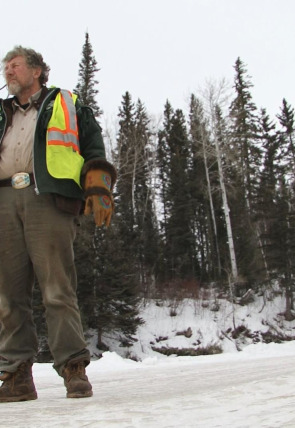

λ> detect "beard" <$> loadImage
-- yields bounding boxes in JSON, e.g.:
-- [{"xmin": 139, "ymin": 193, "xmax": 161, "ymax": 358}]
[
  {"xmin": 7, "ymin": 76, "xmax": 34, "ymax": 97},
  {"xmin": 7, "ymin": 80, "xmax": 22, "ymax": 96}
]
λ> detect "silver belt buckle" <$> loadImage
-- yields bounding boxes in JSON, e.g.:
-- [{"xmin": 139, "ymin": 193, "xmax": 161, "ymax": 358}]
[{"xmin": 11, "ymin": 172, "xmax": 31, "ymax": 189}]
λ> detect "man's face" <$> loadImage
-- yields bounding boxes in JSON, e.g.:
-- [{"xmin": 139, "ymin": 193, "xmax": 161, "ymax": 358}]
[{"xmin": 4, "ymin": 55, "xmax": 40, "ymax": 96}]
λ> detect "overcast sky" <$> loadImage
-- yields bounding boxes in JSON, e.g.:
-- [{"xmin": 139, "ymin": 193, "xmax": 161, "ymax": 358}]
[{"xmin": 1, "ymin": 0, "xmax": 294, "ymax": 123}]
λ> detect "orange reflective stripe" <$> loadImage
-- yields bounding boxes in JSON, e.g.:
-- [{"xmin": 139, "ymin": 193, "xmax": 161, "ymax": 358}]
[
  {"xmin": 47, "ymin": 90, "xmax": 80, "ymax": 152},
  {"xmin": 46, "ymin": 89, "xmax": 84, "ymax": 187},
  {"xmin": 60, "ymin": 90, "xmax": 78, "ymax": 132},
  {"xmin": 61, "ymin": 90, "xmax": 70, "ymax": 128},
  {"xmin": 48, "ymin": 128, "xmax": 80, "ymax": 152}
]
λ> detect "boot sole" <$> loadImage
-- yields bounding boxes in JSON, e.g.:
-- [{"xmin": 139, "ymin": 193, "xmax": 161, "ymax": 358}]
[
  {"xmin": 0, "ymin": 391, "xmax": 38, "ymax": 402},
  {"xmin": 67, "ymin": 390, "xmax": 93, "ymax": 398}
]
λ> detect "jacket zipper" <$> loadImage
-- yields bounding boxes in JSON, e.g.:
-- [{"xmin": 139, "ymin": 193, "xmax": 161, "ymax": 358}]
[{"xmin": 0, "ymin": 99, "xmax": 7, "ymax": 147}]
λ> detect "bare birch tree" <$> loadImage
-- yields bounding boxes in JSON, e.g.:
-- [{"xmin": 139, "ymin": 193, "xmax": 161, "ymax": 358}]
[{"xmin": 200, "ymin": 80, "xmax": 239, "ymax": 282}]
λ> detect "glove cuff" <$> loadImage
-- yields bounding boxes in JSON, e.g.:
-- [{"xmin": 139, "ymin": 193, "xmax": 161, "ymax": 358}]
[
  {"xmin": 81, "ymin": 158, "xmax": 117, "ymax": 189},
  {"xmin": 84, "ymin": 186, "xmax": 112, "ymax": 199}
]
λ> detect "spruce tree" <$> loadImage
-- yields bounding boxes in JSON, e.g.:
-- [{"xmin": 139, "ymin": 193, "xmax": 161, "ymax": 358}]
[
  {"xmin": 276, "ymin": 99, "xmax": 295, "ymax": 317},
  {"xmin": 229, "ymin": 57, "xmax": 261, "ymax": 211},
  {"xmin": 74, "ymin": 31, "xmax": 102, "ymax": 118},
  {"xmin": 188, "ymin": 95, "xmax": 215, "ymax": 280},
  {"xmin": 275, "ymin": 179, "xmax": 295, "ymax": 319},
  {"xmin": 277, "ymin": 98, "xmax": 295, "ymax": 179},
  {"xmin": 93, "ymin": 224, "xmax": 143, "ymax": 349},
  {"xmin": 156, "ymin": 102, "xmax": 174, "ymax": 282},
  {"xmin": 228, "ymin": 58, "xmax": 262, "ymax": 283},
  {"xmin": 115, "ymin": 91, "xmax": 137, "ymax": 237},
  {"xmin": 114, "ymin": 93, "xmax": 159, "ymax": 288},
  {"xmin": 133, "ymin": 100, "xmax": 159, "ymax": 289},
  {"xmin": 255, "ymin": 108, "xmax": 280, "ymax": 279},
  {"xmin": 158, "ymin": 105, "xmax": 196, "ymax": 282},
  {"xmin": 73, "ymin": 32, "xmax": 103, "ymax": 330},
  {"xmin": 88, "ymin": 92, "xmax": 157, "ymax": 349},
  {"xmin": 157, "ymin": 102, "xmax": 173, "ymax": 239}
]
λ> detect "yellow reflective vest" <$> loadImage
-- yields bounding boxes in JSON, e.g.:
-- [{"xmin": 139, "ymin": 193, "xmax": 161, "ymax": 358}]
[{"xmin": 46, "ymin": 90, "xmax": 84, "ymax": 187}]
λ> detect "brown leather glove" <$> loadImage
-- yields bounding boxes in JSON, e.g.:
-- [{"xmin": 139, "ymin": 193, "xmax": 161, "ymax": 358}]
[{"xmin": 84, "ymin": 169, "xmax": 114, "ymax": 227}]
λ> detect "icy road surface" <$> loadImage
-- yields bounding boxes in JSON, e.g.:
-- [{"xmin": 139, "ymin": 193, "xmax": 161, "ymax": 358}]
[{"xmin": 2, "ymin": 343, "xmax": 295, "ymax": 428}]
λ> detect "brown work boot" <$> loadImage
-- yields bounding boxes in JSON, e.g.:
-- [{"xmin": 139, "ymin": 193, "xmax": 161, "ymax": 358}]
[
  {"xmin": 0, "ymin": 361, "xmax": 38, "ymax": 403},
  {"xmin": 62, "ymin": 359, "xmax": 93, "ymax": 398}
]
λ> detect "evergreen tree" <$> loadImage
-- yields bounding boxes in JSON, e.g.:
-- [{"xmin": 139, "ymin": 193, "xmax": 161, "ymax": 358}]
[
  {"xmin": 73, "ymin": 32, "xmax": 103, "ymax": 331},
  {"xmin": 255, "ymin": 108, "xmax": 280, "ymax": 279},
  {"xmin": 114, "ymin": 93, "xmax": 159, "ymax": 287},
  {"xmin": 157, "ymin": 102, "xmax": 173, "ymax": 239},
  {"xmin": 158, "ymin": 105, "xmax": 196, "ymax": 282},
  {"xmin": 133, "ymin": 100, "xmax": 159, "ymax": 288},
  {"xmin": 88, "ymin": 92, "xmax": 160, "ymax": 348},
  {"xmin": 276, "ymin": 99, "xmax": 295, "ymax": 317},
  {"xmin": 93, "ymin": 224, "xmax": 143, "ymax": 349},
  {"xmin": 277, "ymin": 98, "xmax": 295, "ymax": 181},
  {"xmin": 156, "ymin": 102, "xmax": 174, "ymax": 282},
  {"xmin": 228, "ymin": 58, "xmax": 262, "ymax": 283},
  {"xmin": 188, "ymin": 95, "xmax": 214, "ymax": 280},
  {"xmin": 229, "ymin": 57, "xmax": 261, "ymax": 211},
  {"xmin": 74, "ymin": 31, "xmax": 102, "ymax": 118},
  {"xmin": 275, "ymin": 179, "xmax": 295, "ymax": 319},
  {"xmin": 115, "ymin": 91, "xmax": 137, "ymax": 238}
]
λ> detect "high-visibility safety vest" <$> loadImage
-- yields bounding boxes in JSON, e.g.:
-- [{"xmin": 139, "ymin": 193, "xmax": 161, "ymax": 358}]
[{"xmin": 46, "ymin": 90, "xmax": 84, "ymax": 187}]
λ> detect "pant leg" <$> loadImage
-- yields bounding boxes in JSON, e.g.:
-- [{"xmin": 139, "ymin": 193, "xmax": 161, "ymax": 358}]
[
  {"xmin": 22, "ymin": 188, "xmax": 89, "ymax": 375},
  {"xmin": 0, "ymin": 187, "xmax": 38, "ymax": 373}
]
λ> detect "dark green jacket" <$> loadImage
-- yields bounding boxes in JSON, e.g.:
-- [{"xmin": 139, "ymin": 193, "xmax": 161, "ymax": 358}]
[{"xmin": 0, "ymin": 87, "xmax": 110, "ymax": 202}]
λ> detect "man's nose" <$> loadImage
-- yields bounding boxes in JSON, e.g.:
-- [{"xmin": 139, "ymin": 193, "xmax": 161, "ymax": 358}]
[{"xmin": 5, "ymin": 65, "xmax": 14, "ymax": 76}]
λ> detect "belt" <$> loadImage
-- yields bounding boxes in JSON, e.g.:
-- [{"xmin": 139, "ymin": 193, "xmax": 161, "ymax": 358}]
[{"xmin": 0, "ymin": 172, "xmax": 35, "ymax": 189}]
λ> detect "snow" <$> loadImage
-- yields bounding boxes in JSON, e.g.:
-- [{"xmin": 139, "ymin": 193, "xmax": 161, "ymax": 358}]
[
  {"xmin": 3, "ymin": 292, "xmax": 295, "ymax": 427},
  {"xmin": 3, "ymin": 344, "xmax": 295, "ymax": 427},
  {"xmin": 98, "ymin": 292, "xmax": 295, "ymax": 360}
]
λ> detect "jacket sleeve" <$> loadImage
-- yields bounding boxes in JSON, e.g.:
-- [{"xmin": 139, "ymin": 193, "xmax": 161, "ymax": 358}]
[
  {"xmin": 76, "ymin": 102, "xmax": 117, "ymax": 190},
  {"xmin": 77, "ymin": 103, "xmax": 105, "ymax": 160}
]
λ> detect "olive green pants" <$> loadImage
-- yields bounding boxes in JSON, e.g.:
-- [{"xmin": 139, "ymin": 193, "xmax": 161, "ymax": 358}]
[{"xmin": 0, "ymin": 186, "xmax": 90, "ymax": 375}]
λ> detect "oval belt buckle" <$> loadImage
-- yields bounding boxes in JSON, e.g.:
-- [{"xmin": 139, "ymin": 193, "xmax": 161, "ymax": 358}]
[{"xmin": 11, "ymin": 172, "xmax": 31, "ymax": 189}]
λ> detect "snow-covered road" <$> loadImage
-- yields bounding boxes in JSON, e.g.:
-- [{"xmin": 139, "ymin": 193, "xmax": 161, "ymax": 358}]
[{"xmin": 3, "ymin": 343, "xmax": 295, "ymax": 427}]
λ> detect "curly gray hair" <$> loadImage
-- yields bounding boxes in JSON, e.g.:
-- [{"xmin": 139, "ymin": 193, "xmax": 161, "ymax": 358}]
[{"xmin": 2, "ymin": 46, "xmax": 50, "ymax": 85}]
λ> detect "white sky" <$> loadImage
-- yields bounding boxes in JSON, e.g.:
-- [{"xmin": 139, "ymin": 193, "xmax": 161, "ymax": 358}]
[{"xmin": 1, "ymin": 0, "xmax": 294, "ymax": 122}]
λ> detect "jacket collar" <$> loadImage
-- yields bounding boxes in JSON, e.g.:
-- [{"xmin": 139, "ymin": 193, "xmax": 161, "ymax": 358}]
[{"xmin": 2, "ymin": 86, "xmax": 49, "ymax": 128}]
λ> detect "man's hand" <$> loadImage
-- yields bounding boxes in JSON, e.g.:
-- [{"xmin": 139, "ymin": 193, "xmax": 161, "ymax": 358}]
[
  {"xmin": 84, "ymin": 194, "xmax": 113, "ymax": 227},
  {"xmin": 83, "ymin": 169, "xmax": 114, "ymax": 227}
]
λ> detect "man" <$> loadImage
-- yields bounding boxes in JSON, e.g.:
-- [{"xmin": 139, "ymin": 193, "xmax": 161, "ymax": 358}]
[{"xmin": 0, "ymin": 46, "xmax": 116, "ymax": 402}]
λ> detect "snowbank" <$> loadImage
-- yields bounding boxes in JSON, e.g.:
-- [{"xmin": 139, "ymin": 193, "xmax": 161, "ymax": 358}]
[{"xmin": 89, "ymin": 293, "xmax": 295, "ymax": 361}]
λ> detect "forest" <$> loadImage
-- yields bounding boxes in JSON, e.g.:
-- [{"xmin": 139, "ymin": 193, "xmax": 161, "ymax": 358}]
[{"xmin": 34, "ymin": 33, "xmax": 295, "ymax": 357}]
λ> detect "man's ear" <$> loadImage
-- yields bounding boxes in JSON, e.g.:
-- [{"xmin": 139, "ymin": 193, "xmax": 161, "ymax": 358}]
[{"xmin": 33, "ymin": 67, "xmax": 42, "ymax": 79}]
